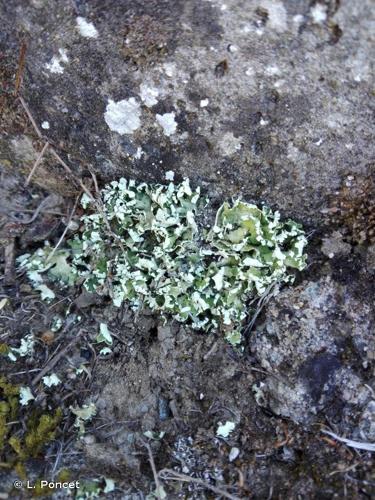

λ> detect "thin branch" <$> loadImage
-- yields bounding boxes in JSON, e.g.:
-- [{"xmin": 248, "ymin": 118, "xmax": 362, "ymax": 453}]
[
  {"xmin": 47, "ymin": 192, "xmax": 81, "ymax": 262},
  {"xmin": 49, "ymin": 148, "xmax": 94, "ymax": 200},
  {"xmin": 25, "ymin": 141, "xmax": 49, "ymax": 186},
  {"xmin": 18, "ymin": 95, "xmax": 42, "ymax": 138},
  {"xmin": 321, "ymin": 430, "xmax": 375, "ymax": 452},
  {"xmin": 158, "ymin": 468, "xmax": 242, "ymax": 500},
  {"xmin": 32, "ymin": 330, "xmax": 84, "ymax": 386},
  {"xmin": 14, "ymin": 40, "xmax": 27, "ymax": 96},
  {"xmin": 8, "ymin": 368, "xmax": 41, "ymax": 376},
  {"xmin": 143, "ymin": 441, "xmax": 163, "ymax": 498}
]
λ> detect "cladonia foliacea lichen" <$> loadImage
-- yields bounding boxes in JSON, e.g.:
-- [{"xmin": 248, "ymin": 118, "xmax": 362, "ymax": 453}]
[{"xmin": 18, "ymin": 178, "xmax": 307, "ymax": 344}]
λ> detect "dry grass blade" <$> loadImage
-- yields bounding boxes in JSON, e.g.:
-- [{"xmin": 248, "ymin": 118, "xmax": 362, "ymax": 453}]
[
  {"xmin": 142, "ymin": 441, "xmax": 164, "ymax": 499},
  {"xmin": 158, "ymin": 468, "xmax": 242, "ymax": 500},
  {"xmin": 25, "ymin": 141, "xmax": 49, "ymax": 186},
  {"xmin": 18, "ymin": 96, "xmax": 94, "ymax": 200},
  {"xmin": 47, "ymin": 192, "xmax": 81, "ymax": 262},
  {"xmin": 32, "ymin": 329, "xmax": 84, "ymax": 386},
  {"xmin": 14, "ymin": 40, "xmax": 27, "ymax": 96},
  {"xmin": 244, "ymin": 281, "xmax": 278, "ymax": 335},
  {"xmin": 18, "ymin": 95, "xmax": 42, "ymax": 138},
  {"xmin": 322, "ymin": 430, "xmax": 375, "ymax": 452}
]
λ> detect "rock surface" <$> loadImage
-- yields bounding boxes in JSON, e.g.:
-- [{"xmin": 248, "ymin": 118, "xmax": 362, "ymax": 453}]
[
  {"xmin": 1, "ymin": 0, "xmax": 374, "ymax": 223},
  {"xmin": 251, "ymin": 276, "xmax": 374, "ymax": 429}
]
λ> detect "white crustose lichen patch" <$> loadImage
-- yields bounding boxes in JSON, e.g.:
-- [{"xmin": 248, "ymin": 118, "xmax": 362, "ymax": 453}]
[
  {"xmin": 19, "ymin": 386, "xmax": 35, "ymax": 406},
  {"xmin": 310, "ymin": 3, "xmax": 327, "ymax": 24},
  {"xmin": 45, "ymin": 49, "xmax": 69, "ymax": 74},
  {"xmin": 104, "ymin": 98, "xmax": 141, "ymax": 135},
  {"xmin": 76, "ymin": 17, "xmax": 99, "ymax": 38},
  {"xmin": 19, "ymin": 178, "xmax": 307, "ymax": 345},
  {"xmin": 261, "ymin": 0, "xmax": 287, "ymax": 33},
  {"xmin": 139, "ymin": 83, "xmax": 159, "ymax": 107},
  {"xmin": 156, "ymin": 112, "xmax": 177, "ymax": 137},
  {"xmin": 219, "ymin": 132, "xmax": 242, "ymax": 156},
  {"xmin": 134, "ymin": 147, "xmax": 144, "ymax": 159}
]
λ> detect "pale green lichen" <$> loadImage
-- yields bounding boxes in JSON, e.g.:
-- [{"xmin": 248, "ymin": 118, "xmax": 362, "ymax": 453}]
[
  {"xmin": 70, "ymin": 403, "xmax": 97, "ymax": 435},
  {"xmin": 7, "ymin": 333, "xmax": 35, "ymax": 362},
  {"xmin": 18, "ymin": 178, "xmax": 307, "ymax": 344}
]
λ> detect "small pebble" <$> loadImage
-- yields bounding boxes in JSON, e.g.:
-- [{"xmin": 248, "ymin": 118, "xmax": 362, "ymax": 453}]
[
  {"xmin": 82, "ymin": 434, "xmax": 96, "ymax": 445},
  {"xmin": 229, "ymin": 447, "xmax": 240, "ymax": 462},
  {"xmin": 40, "ymin": 330, "xmax": 55, "ymax": 345},
  {"xmin": 158, "ymin": 397, "xmax": 171, "ymax": 421},
  {"xmin": 165, "ymin": 170, "xmax": 175, "ymax": 181}
]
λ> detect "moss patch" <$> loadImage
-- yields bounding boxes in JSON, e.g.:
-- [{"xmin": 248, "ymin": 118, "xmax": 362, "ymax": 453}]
[{"xmin": 0, "ymin": 376, "xmax": 62, "ymax": 479}]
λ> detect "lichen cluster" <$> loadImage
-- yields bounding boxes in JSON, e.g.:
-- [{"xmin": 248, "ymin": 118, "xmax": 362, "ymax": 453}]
[{"xmin": 19, "ymin": 178, "xmax": 307, "ymax": 344}]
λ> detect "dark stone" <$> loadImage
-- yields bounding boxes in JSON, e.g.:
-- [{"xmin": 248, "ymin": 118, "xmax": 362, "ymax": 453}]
[{"xmin": 299, "ymin": 352, "xmax": 341, "ymax": 403}]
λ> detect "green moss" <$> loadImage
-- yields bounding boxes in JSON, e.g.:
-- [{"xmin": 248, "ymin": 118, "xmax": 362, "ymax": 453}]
[
  {"xmin": 57, "ymin": 468, "xmax": 71, "ymax": 482},
  {"xmin": 0, "ymin": 376, "xmax": 19, "ymax": 397},
  {"xmin": 0, "ymin": 376, "xmax": 62, "ymax": 479},
  {"xmin": 0, "ymin": 343, "xmax": 9, "ymax": 355},
  {"xmin": 24, "ymin": 409, "xmax": 62, "ymax": 457},
  {"xmin": 0, "ymin": 411, "xmax": 8, "ymax": 451},
  {"xmin": 0, "ymin": 377, "xmax": 19, "ymax": 451}
]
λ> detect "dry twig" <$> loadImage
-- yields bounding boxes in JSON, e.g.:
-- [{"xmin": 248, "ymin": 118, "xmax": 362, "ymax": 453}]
[
  {"xmin": 142, "ymin": 440, "xmax": 164, "ymax": 499},
  {"xmin": 47, "ymin": 192, "xmax": 81, "ymax": 262},
  {"xmin": 25, "ymin": 141, "xmax": 49, "ymax": 186},
  {"xmin": 14, "ymin": 40, "xmax": 27, "ymax": 96},
  {"xmin": 32, "ymin": 329, "xmax": 84, "ymax": 386},
  {"xmin": 321, "ymin": 430, "xmax": 375, "ymax": 452}
]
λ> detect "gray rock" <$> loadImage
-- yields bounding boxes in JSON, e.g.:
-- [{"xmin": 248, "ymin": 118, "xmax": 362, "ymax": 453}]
[
  {"xmin": 251, "ymin": 276, "xmax": 374, "ymax": 425},
  {"xmin": 74, "ymin": 290, "xmax": 103, "ymax": 308},
  {"xmin": 321, "ymin": 231, "xmax": 351, "ymax": 259},
  {"xmin": 1, "ymin": 0, "xmax": 373, "ymax": 226}
]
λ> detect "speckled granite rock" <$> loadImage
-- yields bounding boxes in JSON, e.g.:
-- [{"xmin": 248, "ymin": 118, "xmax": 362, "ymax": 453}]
[
  {"xmin": 251, "ymin": 276, "xmax": 374, "ymax": 430},
  {"xmin": 1, "ymin": 0, "xmax": 374, "ymax": 225}
]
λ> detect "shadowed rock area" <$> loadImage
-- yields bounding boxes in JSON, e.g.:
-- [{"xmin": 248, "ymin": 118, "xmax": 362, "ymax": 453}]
[{"xmin": 0, "ymin": 0, "xmax": 374, "ymax": 498}]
